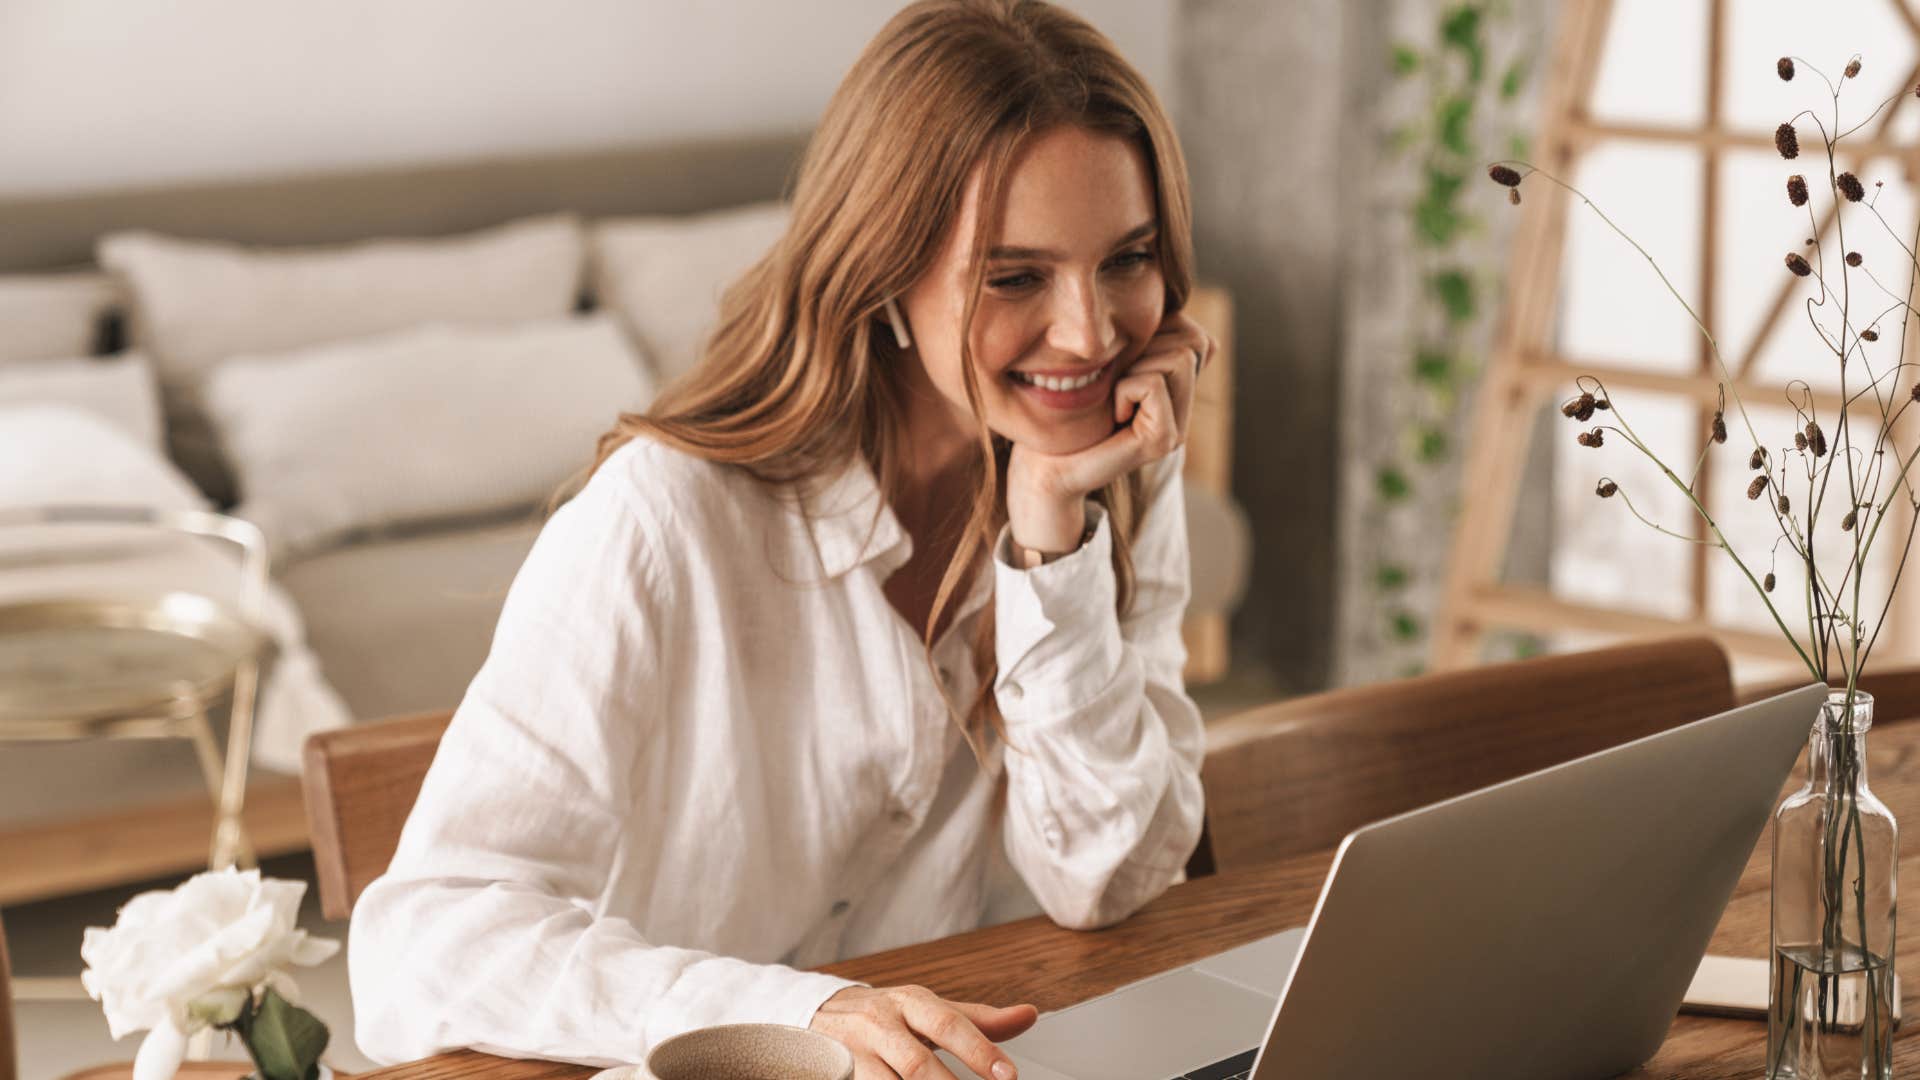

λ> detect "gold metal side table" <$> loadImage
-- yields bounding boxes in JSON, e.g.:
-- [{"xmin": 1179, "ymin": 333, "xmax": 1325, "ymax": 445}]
[{"xmin": 0, "ymin": 505, "xmax": 272, "ymax": 871}]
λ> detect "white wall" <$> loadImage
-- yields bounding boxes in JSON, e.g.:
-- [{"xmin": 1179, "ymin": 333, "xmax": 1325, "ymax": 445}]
[{"xmin": 0, "ymin": 0, "xmax": 1176, "ymax": 197}]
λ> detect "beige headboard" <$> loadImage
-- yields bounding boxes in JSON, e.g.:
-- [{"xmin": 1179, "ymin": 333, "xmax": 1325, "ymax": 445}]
[{"xmin": 0, "ymin": 130, "xmax": 811, "ymax": 274}]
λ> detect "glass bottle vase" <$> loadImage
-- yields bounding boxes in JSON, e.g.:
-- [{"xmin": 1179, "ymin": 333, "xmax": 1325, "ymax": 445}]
[{"xmin": 1767, "ymin": 689, "xmax": 1898, "ymax": 1079}]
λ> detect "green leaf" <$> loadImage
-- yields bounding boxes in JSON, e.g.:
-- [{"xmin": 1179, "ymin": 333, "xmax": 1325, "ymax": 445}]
[
  {"xmin": 244, "ymin": 987, "xmax": 330, "ymax": 1080},
  {"xmin": 1500, "ymin": 58, "xmax": 1528, "ymax": 100},
  {"xmin": 1418, "ymin": 428, "xmax": 1450, "ymax": 462},
  {"xmin": 1428, "ymin": 269, "xmax": 1476, "ymax": 322},
  {"xmin": 1439, "ymin": 5, "xmax": 1485, "ymax": 81},
  {"xmin": 1377, "ymin": 466, "xmax": 1411, "ymax": 501},
  {"xmin": 1376, "ymin": 564, "xmax": 1410, "ymax": 590},
  {"xmin": 1414, "ymin": 197, "xmax": 1464, "ymax": 246},
  {"xmin": 1413, "ymin": 348, "xmax": 1454, "ymax": 385},
  {"xmin": 1437, "ymin": 96, "xmax": 1475, "ymax": 156},
  {"xmin": 1425, "ymin": 166, "xmax": 1466, "ymax": 207},
  {"xmin": 1389, "ymin": 611, "xmax": 1423, "ymax": 641},
  {"xmin": 1391, "ymin": 44, "xmax": 1420, "ymax": 75}
]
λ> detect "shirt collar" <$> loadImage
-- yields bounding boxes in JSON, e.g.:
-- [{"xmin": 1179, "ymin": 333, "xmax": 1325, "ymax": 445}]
[{"xmin": 802, "ymin": 452, "xmax": 912, "ymax": 579}]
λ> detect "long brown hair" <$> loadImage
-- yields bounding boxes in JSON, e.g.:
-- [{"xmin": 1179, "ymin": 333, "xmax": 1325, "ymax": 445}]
[{"xmin": 583, "ymin": 0, "xmax": 1194, "ymax": 753}]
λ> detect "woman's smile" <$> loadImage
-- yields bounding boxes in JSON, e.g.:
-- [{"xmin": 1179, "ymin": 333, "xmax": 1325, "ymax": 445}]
[{"xmin": 1006, "ymin": 358, "xmax": 1118, "ymax": 411}]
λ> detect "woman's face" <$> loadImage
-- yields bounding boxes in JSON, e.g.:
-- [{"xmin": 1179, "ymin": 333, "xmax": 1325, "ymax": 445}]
[{"xmin": 898, "ymin": 125, "xmax": 1166, "ymax": 458}]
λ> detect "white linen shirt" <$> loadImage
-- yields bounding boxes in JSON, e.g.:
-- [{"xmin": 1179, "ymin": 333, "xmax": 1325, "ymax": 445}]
[{"xmin": 348, "ymin": 435, "xmax": 1205, "ymax": 1067}]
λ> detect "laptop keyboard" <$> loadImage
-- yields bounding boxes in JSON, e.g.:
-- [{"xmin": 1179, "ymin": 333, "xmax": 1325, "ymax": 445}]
[{"xmin": 1167, "ymin": 1048, "xmax": 1258, "ymax": 1080}]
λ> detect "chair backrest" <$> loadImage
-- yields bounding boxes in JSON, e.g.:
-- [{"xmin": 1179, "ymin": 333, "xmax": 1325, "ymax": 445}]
[
  {"xmin": 302, "ymin": 710, "xmax": 453, "ymax": 921},
  {"xmin": 1738, "ymin": 666, "xmax": 1920, "ymax": 713},
  {"xmin": 1, "ymin": 908, "xmax": 16, "ymax": 1080},
  {"xmin": 1194, "ymin": 635, "xmax": 1735, "ymax": 872}
]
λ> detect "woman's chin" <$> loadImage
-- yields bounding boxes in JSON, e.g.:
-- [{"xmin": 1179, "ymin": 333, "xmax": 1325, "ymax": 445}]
[{"xmin": 1000, "ymin": 418, "xmax": 1117, "ymax": 459}]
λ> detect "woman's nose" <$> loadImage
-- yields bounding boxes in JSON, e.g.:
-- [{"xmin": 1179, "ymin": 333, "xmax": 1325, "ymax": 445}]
[{"xmin": 1046, "ymin": 278, "xmax": 1116, "ymax": 362}]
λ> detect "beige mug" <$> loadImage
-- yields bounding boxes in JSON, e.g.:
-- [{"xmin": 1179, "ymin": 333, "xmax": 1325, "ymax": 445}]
[{"xmin": 642, "ymin": 1022, "xmax": 855, "ymax": 1080}]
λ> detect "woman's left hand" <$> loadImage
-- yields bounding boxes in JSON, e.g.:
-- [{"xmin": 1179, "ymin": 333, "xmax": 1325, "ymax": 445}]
[{"xmin": 1005, "ymin": 310, "xmax": 1214, "ymax": 555}]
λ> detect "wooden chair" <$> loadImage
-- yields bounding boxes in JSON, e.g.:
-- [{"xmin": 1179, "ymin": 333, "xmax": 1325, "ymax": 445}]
[
  {"xmin": 1189, "ymin": 635, "xmax": 1735, "ymax": 874},
  {"xmin": 302, "ymin": 710, "xmax": 453, "ymax": 921},
  {"xmin": 1737, "ymin": 666, "xmax": 1920, "ymax": 716}
]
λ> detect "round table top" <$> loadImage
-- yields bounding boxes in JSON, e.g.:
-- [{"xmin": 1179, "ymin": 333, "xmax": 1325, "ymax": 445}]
[{"xmin": 0, "ymin": 592, "xmax": 268, "ymax": 736}]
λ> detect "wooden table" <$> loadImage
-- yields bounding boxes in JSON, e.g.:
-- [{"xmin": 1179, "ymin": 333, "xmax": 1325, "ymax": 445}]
[{"xmin": 361, "ymin": 715, "xmax": 1920, "ymax": 1079}]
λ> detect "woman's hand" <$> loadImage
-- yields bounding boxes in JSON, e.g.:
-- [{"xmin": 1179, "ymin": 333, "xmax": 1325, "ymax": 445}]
[
  {"xmin": 1005, "ymin": 310, "xmax": 1214, "ymax": 556},
  {"xmin": 810, "ymin": 984, "xmax": 1039, "ymax": 1079}
]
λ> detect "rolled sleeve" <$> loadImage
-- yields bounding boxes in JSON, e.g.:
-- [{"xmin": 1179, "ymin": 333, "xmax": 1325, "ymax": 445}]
[{"xmin": 989, "ymin": 456, "xmax": 1206, "ymax": 931}]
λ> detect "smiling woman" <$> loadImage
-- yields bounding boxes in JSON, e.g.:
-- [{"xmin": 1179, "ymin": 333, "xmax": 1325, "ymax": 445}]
[{"xmin": 346, "ymin": 3, "xmax": 1210, "ymax": 1078}]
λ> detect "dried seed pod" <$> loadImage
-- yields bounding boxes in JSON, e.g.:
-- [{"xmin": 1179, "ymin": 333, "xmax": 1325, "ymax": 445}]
[
  {"xmin": 1846, "ymin": 58, "xmax": 1863, "ymax": 78},
  {"xmin": 1577, "ymin": 428, "xmax": 1605, "ymax": 448},
  {"xmin": 1839, "ymin": 172, "xmax": 1866, "ymax": 202},
  {"xmin": 1577, "ymin": 431, "xmax": 1593, "ymax": 447},
  {"xmin": 1795, "ymin": 432, "xmax": 1809, "ymax": 451},
  {"xmin": 1748, "ymin": 475, "xmax": 1770, "ymax": 500},
  {"xmin": 1843, "ymin": 509, "xmax": 1858, "ymax": 531},
  {"xmin": 1786, "ymin": 252, "xmax": 1813, "ymax": 276},
  {"xmin": 1765, "ymin": 572, "xmax": 1777, "ymax": 593},
  {"xmin": 1806, "ymin": 421, "xmax": 1827, "ymax": 457},
  {"xmin": 1593, "ymin": 397, "xmax": 1610, "ymax": 411},
  {"xmin": 1596, "ymin": 480, "xmax": 1618, "ymax": 498},
  {"xmin": 1778, "ymin": 494, "xmax": 1792, "ymax": 514},
  {"xmin": 1848, "ymin": 251, "xmax": 1864, "ymax": 266},
  {"xmin": 1561, "ymin": 392, "xmax": 1596, "ymax": 419},
  {"xmin": 1787, "ymin": 174, "xmax": 1809, "ymax": 206},
  {"xmin": 1749, "ymin": 448, "xmax": 1766, "ymax": 470},
  {"xmin": 1911, "ymin": 383, "xmax": 1920, "ymax": 402},
  {"xmin": 1864, "ymin": 328, "xmax": 1880, "ymax": 341},
  {"xmin": 1776, "ymin": 123, "xmax": 1800, "ymax": 159},
  {"xmin": 1509, "ymin": 187, "xmax": 1521, "ymax": 206},
  {"xmin": 1711, "ymin": 412, "xmax": 1728, "ymax": 443},
  {"xmin": 1488, "ymin": 164, "xmax": 1523, "ymax": 187},
  {"xmin": 1778, "ymin": 57, "xmax": 1796, "ymax": 80}
]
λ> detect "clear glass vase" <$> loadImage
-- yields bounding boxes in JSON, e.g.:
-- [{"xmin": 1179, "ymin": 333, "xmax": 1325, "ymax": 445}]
[{"xmin": 1767, "ymin": 689, "xmax": 1898, "ymax": 1079}]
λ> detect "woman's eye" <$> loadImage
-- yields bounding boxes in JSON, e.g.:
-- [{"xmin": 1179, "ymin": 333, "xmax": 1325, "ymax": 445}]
[
  {"xmin": 988, "ymin": 272, "xmax": 1041, "ymax": 291},
  {"xmin": 1107, "ymin": 250, "xmax": 1156, "ymax": 271}
]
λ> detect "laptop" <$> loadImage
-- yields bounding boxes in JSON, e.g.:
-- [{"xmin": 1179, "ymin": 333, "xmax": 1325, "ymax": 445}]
[{"xmin": 940, "ymin": 682, "xmax": 1828, "ymax": 1080}]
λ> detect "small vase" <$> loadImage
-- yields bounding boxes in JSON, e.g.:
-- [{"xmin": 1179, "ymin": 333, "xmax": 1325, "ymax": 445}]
[
  {"xmin": 242, "ymin": 1070, "xmax": 331, "ymax": 1080},
  {"xmin": 1767, "ymin": 689, "xmax": 1898, "ymax": 1078}
]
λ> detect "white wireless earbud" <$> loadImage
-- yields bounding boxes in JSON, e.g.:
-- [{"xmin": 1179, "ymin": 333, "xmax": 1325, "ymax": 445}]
[{"xmin": 883, "ymin": 297, "xmax": 913, "ymax": 350}]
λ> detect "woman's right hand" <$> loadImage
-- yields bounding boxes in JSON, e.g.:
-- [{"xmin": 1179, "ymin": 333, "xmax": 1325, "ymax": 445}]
[{"xmin": 810, "ymin": 984, "xmax": 1039, "ymax": 1079}]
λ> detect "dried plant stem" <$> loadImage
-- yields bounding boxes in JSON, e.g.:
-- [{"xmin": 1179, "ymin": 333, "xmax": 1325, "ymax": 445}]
[{"xmin": 1598, "ymin": 403, "xmax": 1818, "ymax": 675}]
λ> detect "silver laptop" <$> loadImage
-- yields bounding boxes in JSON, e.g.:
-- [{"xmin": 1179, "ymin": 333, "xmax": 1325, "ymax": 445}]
[{"xmin": 940, "ymin": 682, "xmax": 1827, "ymax": 1080}]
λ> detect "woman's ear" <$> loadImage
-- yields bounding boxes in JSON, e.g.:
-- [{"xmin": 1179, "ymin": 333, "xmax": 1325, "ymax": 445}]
[{"xmin": 883, "ymin": 296, "xmax": 914, "ymax": 349}]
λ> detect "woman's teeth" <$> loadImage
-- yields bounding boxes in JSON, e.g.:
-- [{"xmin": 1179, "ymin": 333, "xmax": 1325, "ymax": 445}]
[{"xmin": 1011, "ymin": 365, "xmax": 1103, "ymax": 391}]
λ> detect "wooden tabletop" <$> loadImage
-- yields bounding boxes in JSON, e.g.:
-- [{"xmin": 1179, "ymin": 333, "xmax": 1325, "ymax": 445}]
[{"xmin": 359, "ymin": 713, "xmax": 1920, "ymax": 1080}]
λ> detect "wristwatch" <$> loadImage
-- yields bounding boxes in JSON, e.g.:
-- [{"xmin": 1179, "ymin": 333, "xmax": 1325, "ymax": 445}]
[{"xmin": 1016, "ymin": 520, "xmax": 1098, "ymax": 569}]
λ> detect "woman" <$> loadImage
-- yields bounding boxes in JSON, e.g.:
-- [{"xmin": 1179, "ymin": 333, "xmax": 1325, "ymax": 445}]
[{"xmin": 349, "ymin": 2, "xmax": 1213, "ymax": 1077}]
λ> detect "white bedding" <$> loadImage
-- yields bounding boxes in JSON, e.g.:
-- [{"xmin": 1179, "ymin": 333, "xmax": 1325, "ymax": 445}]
[{"xmin": 0, "ymin": 404, "xmax": 351, "ymax": 773}]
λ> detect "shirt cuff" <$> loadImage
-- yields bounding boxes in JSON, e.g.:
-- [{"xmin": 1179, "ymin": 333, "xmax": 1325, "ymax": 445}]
[{"xmin": 991, "ymin": 503, "xmax": 1125, "ymax": 719}]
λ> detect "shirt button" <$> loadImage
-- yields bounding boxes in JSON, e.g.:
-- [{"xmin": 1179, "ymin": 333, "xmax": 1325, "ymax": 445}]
[
  {"xmin": 830, "ymin": 900, "xmax": 851, "ymax": 917},
  {"xmin": 1003, "ymin": 681, "xmax": 1024, "ymax": 702}
]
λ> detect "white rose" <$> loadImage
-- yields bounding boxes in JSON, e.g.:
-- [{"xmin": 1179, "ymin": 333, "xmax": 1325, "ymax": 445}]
[{"xmin": 80, "ymin": 867, "xmax": 340, "ymax": 1079}]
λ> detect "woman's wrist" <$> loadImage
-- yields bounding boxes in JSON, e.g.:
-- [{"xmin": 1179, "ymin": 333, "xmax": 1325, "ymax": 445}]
[{"xmin": 1007, "ymin": 491, "xmax": 1089, "ymax": 563}]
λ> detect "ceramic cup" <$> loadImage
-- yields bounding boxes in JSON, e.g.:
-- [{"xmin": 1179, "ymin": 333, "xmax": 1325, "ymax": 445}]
[{"xmin": 642, "ymin": 1022, "xmax": 855, "ymax": 1080}]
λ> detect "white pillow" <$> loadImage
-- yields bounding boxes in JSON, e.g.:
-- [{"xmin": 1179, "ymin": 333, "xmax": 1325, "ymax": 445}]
[
  {"xmin": 205, "ymin": 315, "xmax": 655, "ymax": 558},
  {"xmin": 0, "ymin": 353, "xmax": 163, "ymax": 451},
  {"xmin": 0, "ymin": 271, "xmax": 119, "ymax": 364},
  {"xmin": 0, "ymin": 403, "xmax": 210, "ymax": 564},
  {"xmin": 589, "ymin": 201, "xmax": 789, "ymax": 384},
  {"xmin": 98, "ymin": 214, "xmax": 587, "ymax": 503}
]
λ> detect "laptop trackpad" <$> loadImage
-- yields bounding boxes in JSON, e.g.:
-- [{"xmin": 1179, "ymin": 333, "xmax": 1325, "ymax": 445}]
[{"xmin": 990, "ymin": 967, "xmax": 1280, "ymax": 1080}]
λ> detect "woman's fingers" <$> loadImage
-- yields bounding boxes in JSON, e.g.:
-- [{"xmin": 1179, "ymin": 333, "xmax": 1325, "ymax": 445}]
[
  {"xmin": 1058, "ymin": 372, "xmax": 1176, "ymax": 493},
  {"xmin": 949, "ymin": 1000, "xmax": 1039, "ymax": 1042},
  {"xmin": 898, "ymin": 992, "xmax": 1018, "ymax": 1080}
]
